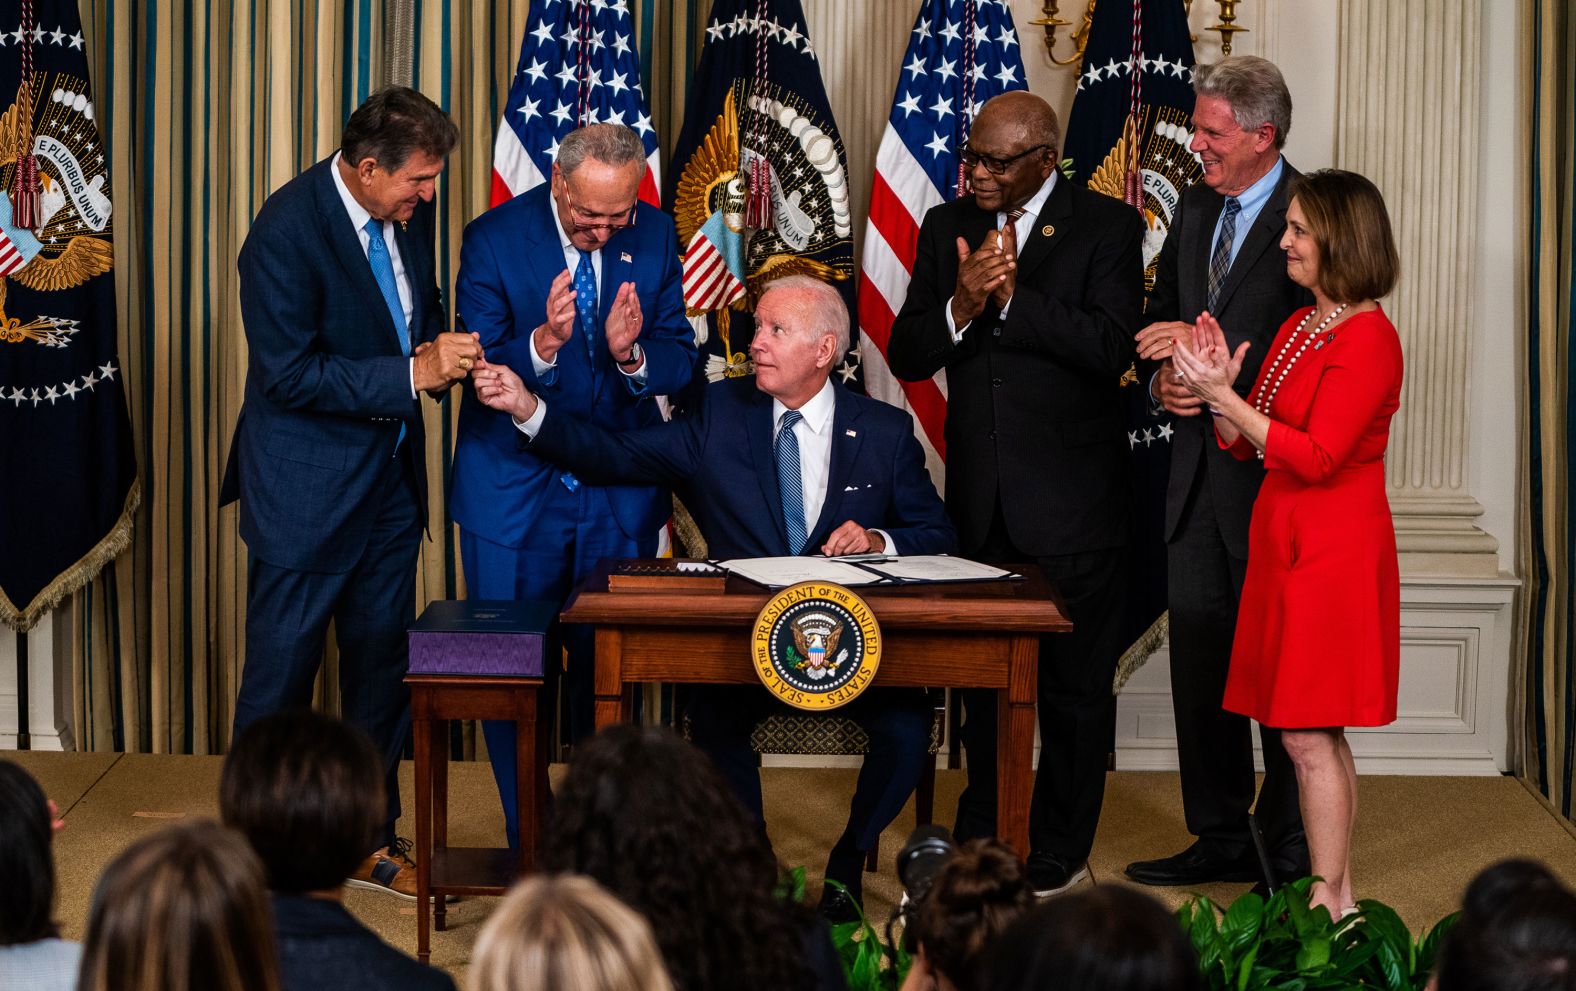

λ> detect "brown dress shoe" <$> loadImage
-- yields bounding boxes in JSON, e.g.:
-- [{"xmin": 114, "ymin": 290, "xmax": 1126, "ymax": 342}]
[{"xmin": 347, "ymin": 839, "xmax": 420, "ymax": 900}]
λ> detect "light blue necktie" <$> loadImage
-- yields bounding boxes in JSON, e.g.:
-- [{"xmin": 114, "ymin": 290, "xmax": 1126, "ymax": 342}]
[
  {"xmin": 776, "ymin": 409, "xmax": 807, "ymax": 555},
  {"xmin": 574, "ymin": 248, "xmax": 598, "ymax": 359},
  {"xmin": 364, "ymin": 218, "xmax": 409, "ymax": 450}
]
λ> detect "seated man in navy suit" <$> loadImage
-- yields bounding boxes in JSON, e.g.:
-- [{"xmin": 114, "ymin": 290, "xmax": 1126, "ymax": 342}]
[{"xmin": 472, "ymin": 275, "xmax": 956, "ymax": 920}]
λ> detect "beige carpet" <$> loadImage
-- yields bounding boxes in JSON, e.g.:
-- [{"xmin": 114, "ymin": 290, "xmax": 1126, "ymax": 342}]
[{"xmin": 10, "ymin": 751, "xmax": 1576, "ymax": 984}]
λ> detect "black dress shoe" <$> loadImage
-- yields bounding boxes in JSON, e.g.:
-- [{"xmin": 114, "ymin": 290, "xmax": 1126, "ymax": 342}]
[
  {"xmin": 817, "ymin": 885, "xmax": 863, "ymax": 926},
  {"xmin": 1027, "ymin": 854, "xmax": 1090, "ymax": 897},
  {"xmin": 1124, "ymin": 840, "xmax": 1261, "ymax": 886}
]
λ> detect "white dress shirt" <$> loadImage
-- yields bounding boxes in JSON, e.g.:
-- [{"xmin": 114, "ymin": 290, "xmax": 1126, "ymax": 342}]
[
  {"xmin": 329, "ymin": 152, "xmax": 416, "ymax": 397},
  {"xmin": 529, "ymin": 206, "xmax": 646, "ymax": 384},
  {"xmin": 946, "ymin": 168, "xmax": 1058, "ymax": 341}
]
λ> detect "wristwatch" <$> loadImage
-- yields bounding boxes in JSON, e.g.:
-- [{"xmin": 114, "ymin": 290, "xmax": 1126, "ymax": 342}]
[{"xmin": 616, "ymin": 342, "xmax": 643, "ymax": 368}]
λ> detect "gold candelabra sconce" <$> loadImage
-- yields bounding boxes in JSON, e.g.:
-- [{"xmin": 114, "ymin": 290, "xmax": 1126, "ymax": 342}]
[{"xmin": 1028, "ymin": 0, "xmax": 1250, "ymax": 66}]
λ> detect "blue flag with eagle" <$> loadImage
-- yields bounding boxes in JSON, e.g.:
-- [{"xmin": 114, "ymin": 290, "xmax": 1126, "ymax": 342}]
[
  {"xmin": 0, "ymin": 1, "xmax": 137, "ymax": 632},
  {"xmin": 1061, "ymin": 0, "xmax": 1198, "ymax": 684},
  {"xmin": 665, "ymin": 0, "xmax": 859, "ymax": 394}
]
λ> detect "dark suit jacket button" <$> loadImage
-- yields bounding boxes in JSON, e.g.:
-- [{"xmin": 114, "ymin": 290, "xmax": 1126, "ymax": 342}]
[
  {"xmin": 988, "ymin": 430, "xmax": 997, "ymax": 440},
  {"xmin": 992, "ymin": 377, "xmax": 1003, "ymax": 387}
]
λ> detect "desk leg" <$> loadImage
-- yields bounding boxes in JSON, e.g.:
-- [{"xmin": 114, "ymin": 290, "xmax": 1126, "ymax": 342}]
[
  {"xmin": 433, "ymin": 718, "xmax": 449, "ymax": 933},
  {"xmin": 997, "ymin": 633, "xmax": 1039, "ymax": 860},
  {"xmin": 516, "ymin": 688, "xmax": 538, "ymax": 874},
  {"xmin": 412, "ymin": 691, "xmax": 433, "ymax": 964},
  {"xmin": 593, "ymin": 628, "xmax": 626, "ymax": 730}
]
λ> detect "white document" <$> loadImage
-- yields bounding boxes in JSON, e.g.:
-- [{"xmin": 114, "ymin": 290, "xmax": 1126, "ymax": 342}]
[
  {"xmin": 862, "ymin": 555, "xmax": 1017, "ymax": 583},
  {"xmin": 716, "ymin": 554, "xmax": 1016, "ymax": 589},
  {"xmin": 716, "ymin": 557, "xmax": 885, "ymax": 588}
]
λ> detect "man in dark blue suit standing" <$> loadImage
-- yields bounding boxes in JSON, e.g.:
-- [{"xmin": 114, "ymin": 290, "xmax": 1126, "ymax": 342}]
[
  {"xmin": 472, "ymin": 275, "xmax": 956, "ymax": 921},
  {"xmin": 221, "ymin": 87, "xmax": 474, "ymax": 899},
  {"xmin": 451, "ymin": 124, "xmax": 696, "ymax": 845}
]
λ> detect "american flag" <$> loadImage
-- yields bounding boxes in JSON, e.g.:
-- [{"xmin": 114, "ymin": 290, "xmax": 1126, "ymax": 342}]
[
  {"xmin": 490, "ymin": 0, "xmax": 661, "ymax": 208},
  {"xmin": 856, "ymin": 0, "xmax": 1027, "ymax": 485}
]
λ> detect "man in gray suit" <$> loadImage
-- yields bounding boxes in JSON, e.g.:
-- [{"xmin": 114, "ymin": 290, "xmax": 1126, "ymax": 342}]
[{"xmin": 1125, "ymin": 56, "xmax": 1313, "ymax": 890}]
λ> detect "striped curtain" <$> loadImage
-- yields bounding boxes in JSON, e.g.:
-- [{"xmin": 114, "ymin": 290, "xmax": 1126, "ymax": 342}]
[
  {"xmin": 59, "ymin": 0, "xmax": 520, "ymax": 754},
  {"xmin": 1516, "ymin": 0, "xmax": 1574, "ymax": 827}
]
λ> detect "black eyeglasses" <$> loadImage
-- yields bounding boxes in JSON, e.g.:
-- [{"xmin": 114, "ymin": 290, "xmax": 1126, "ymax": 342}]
[{"xmin": 961, "ymin": 144, "xmax": 1051, "ymax": 176}]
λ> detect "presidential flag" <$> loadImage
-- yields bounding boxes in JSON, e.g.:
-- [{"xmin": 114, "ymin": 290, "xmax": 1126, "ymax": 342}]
[
  {"xmin": 856, "ymin": 0, "xmax": 1028, "ymax": 485},
  {"xmin": 667, "ymin": 0, "xmax": 857, "ymax": 389},
  {"xmin": 1061, "ymin": 0, "xmax": 1200, "ymax": 681},
  {"xmin": 0, "ymin": 1, "xmax": 138, "ymax": 631},
  {"xmin": 490, "ymin": 0, "xmax": 661, "ymax": 208}
]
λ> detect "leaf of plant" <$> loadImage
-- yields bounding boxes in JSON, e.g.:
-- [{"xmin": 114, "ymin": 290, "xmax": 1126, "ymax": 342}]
[
  {"xmin": 777, "ymin": 865, "xmax": 807, "ymax": 905},
  {"xmin": 1295, "ymin": 935, "xmax": 1331, "ymax": 972},
  {"xmin": 1224, "ymin": 892, "xmax": 1266, "ymax": 952}
]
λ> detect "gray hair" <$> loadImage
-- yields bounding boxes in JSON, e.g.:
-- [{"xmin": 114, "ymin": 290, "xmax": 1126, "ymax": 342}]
[
  {"xmin": 557, "ymin": 123, "xmax": 646, "ymax": 175},
  {"xmin": 761, "ymin": 275, "xmax": 850, "ymax": 355},
  {"xmin": 1194, "ymin": 56, "xmax": 1292, "ymax": 149}
]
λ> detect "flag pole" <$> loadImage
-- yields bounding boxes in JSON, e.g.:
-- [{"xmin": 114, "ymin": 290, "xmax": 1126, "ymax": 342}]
[{"xmin": 14, "ymin": 629, "xmax": 29, "ymax": 750}]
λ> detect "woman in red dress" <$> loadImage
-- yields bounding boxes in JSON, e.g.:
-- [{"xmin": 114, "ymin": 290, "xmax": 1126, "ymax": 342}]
[{"xmin": 1172, "ymin": 169, "xmax": 1402, "ymax": 919}]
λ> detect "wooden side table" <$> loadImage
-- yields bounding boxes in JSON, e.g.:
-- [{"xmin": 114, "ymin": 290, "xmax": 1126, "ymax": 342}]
[{"xmin": 407, "ymin": 674, "xmax": 549, "ymax": 963}]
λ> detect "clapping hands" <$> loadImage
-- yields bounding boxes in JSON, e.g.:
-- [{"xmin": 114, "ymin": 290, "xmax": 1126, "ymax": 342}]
[{"xmin": 1172, "ymin": 311, "xmax": 1250, "ymax": 409}]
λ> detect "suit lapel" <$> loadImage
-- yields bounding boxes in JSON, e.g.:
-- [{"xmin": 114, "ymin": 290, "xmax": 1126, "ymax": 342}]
[
  {"xmin": 599, "ymin": 229, "xmax": 633, "ymax": 323},
  {"xmin": 807, "ymin": 387, "xmax": 861, "ymax": 546},
  {"xmin": 747, "ymin": 391, "xmax": 790, "ymax": 552},
  {"xmin": 1014, "ymin": 177, "xmax": 1076, "ymax": 283},
  {"xmin": 1210, "ymin": 162, "xmax": 1293, "ymax": 314},
  {"xmin": 1181, "ymin": 193, "xmax": 1225, "ymax": 315},
  {"xmin": 314, "ymin": 161, "xmax": 402, "ymax": 353}
]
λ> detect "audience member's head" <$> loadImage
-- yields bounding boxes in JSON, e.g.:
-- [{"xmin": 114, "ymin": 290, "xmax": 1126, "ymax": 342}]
[
  {"xmin": 0, "ymin": 760, "xmax": 58, "ymax": 946},
  {"xmin": 984, "ymin": 884, "xmax": 1200, "ymax": 991},
  {"xmin": 470, "ymin": 874, "xmax": 675, "ymax": 991},
  {"xmin": 1434, "ymin": 859, "xmax": 1576, "ymax": 991},
  {"xmin": 219, "ymin": 709, "xmax": 384, "ymax": 893},
  {"xmin": 906, "ymin": 839, "xmax": 1036, "ymax": 991},
  {"xmin": 543, "ymin": 723, "xmax": 815, "ymax": 991},
  {"xmin": 77, "ymin": 820, "xmax": 279, "ymax": 991}
]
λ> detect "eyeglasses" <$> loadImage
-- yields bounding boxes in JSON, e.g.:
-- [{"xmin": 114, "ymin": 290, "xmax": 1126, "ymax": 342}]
[
  {"xmin": 960, "ymin": 144, "xmax": 1051, "ymax": 176},
  {"xmin": 559, "ymin": 182, "xmax": 637, "ymax": 234}
]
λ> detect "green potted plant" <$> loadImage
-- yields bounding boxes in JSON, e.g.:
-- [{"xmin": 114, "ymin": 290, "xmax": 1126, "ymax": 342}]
[{"xmin": 1179, "ymin": 878, "xmax": 1458, "ymax": 990}]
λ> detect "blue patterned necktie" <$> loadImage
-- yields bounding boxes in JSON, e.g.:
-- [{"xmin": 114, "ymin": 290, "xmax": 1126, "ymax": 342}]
[
  {"xmin": 1206, "ymin": 196, "xmax": 1241, "ymax": 312},
  {"xmin": 574, "ymin": 248, "xmax": 598, "ymax": 358},
  {"xmin": 364, "ymin": 218, "xmax": 409, "ymax": 449},
  {"xmin": 776, "ymin": 409, "xmax": 807, "ymax": 555}
]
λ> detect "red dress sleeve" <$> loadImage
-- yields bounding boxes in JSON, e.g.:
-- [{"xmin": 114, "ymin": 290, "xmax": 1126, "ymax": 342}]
[{"xmin": 1262, "ymin": 318, "xmax": 1403, "ymax": 483}]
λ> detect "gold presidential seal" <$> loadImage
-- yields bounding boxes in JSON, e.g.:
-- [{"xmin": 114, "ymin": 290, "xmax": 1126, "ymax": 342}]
[{"xmin": 751, "ymin": 582, "xmax": 881, "ymax": 711}]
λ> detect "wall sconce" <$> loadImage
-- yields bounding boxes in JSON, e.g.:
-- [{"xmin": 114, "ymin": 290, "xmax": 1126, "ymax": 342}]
[{"xmin": 1029, "ymin": 0, "xmax": 1249, "ymax": 65}]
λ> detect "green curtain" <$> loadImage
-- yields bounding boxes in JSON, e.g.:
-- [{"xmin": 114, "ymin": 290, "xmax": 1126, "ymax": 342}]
[{"xmin": 1516, "ymin": 0, "xmax": 1575, "ymax": 828}]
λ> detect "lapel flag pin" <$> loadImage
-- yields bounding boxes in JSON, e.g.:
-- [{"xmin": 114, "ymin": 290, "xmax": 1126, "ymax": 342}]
[
  {"xmin": 845, "ymin": 429, "xmax": 857, "ymax": 437},
  {"xmin": 620, "ymin": 252, "xmax": 632, "ymax": 263},
  {"xmin": 1042, "ymin": 224, "xmax": 1055, "ymax": 237}
]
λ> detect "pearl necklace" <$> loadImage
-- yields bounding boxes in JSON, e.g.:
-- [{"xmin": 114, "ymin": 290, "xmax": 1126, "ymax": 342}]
[{"xmin": 1251, "ymin": 303, "xmax": 1349, "ymax": 415}]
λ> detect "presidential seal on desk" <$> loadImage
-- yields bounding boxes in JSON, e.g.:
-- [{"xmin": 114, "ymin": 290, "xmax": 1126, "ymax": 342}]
[{"xmin": 752, "ymin": 582, "xmax": 881, "ymax": 711}]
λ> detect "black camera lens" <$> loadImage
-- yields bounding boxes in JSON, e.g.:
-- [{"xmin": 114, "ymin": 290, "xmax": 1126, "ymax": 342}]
[{"xmin": 896, "ymin": 824, "xmax": 956, "ymax": 904}]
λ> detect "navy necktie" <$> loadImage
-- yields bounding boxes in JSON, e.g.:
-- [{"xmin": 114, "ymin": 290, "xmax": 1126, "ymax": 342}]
[
  {"xmin": 1206, "ymin": 196, "xmax": 1241, "ymax": 312},
  {"xmin": 574, "ymin": 249, "xmax": 598, "ymax": 359},
  {"xmin": 364, "ymin": 218, "xmax": 408, "ymax": 449},
  {"xmin": 776, "ymin": 409, "xmax": 807, "ymax": 555}
]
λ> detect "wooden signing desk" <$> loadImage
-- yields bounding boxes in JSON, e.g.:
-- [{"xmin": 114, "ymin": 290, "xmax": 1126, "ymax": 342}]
[{"xmin": 560, "ymin": 562, "xmax": 1070, "ymax": 857}]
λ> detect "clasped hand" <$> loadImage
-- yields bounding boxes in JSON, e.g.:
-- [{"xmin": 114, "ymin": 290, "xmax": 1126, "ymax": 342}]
[
  {"xmin": 1170, "ymin": 311, "xmax": 1251, "ymax": 409},
  {"xmin": 950, "ymin": 226, "xmax": 1017, "ymax": 326},
  {"xmin": 412, "ymin": 330, "xmax": 482, "ymax": 393}
]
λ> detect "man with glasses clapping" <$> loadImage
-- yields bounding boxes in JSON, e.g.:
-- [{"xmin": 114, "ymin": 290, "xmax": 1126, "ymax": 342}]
[
  {"xmin": 887, "ymin": 91, "xmax": 1145, "ymax": 897},
  {"xmin": 451, "ymin": 123, "xmax": 696, "ymax": 845}
]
